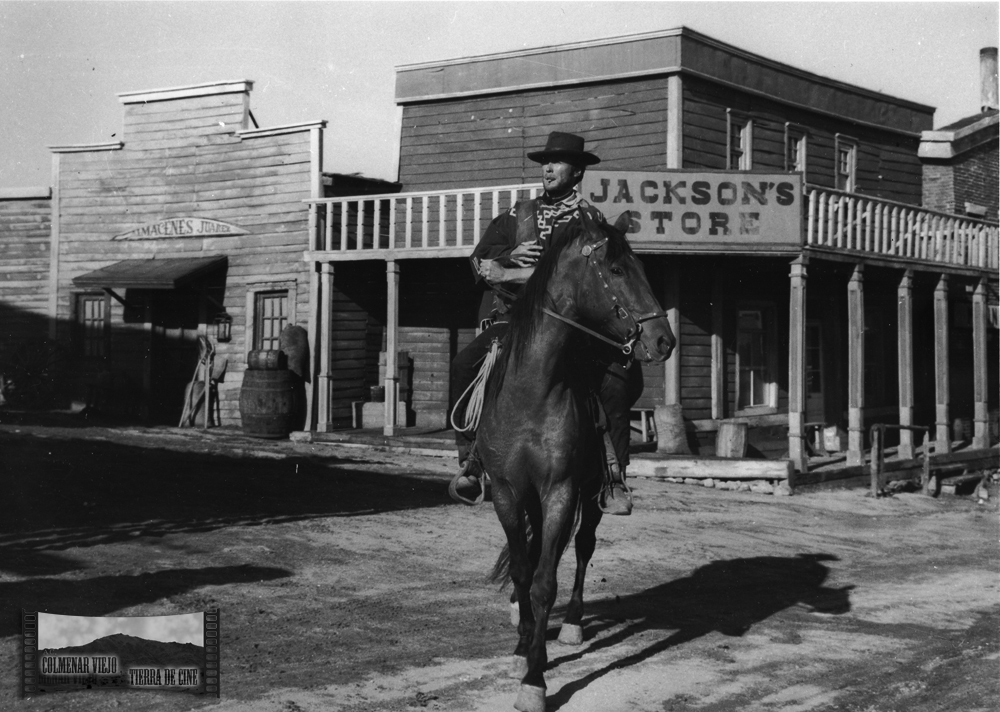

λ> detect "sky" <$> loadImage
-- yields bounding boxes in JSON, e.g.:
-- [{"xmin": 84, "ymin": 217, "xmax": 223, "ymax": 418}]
[
  {"xmin": 38, "ymin": 612, "xmax": 205, "ymax": 649},
  {"xmin": 2, "ymin": 1, "xmax": 997, "ymax": 190}
]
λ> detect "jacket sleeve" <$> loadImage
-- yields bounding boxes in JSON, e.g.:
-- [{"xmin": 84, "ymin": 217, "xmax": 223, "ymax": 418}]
[{"xmin": 469, "ymin": 210, "xmax": 518, "ymax": 284}]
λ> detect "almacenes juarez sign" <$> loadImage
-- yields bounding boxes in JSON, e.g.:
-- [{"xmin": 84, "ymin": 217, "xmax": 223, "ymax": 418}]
[{"xmin": 580, "ymin": 170, "xmax": 803, "ymax": 251}]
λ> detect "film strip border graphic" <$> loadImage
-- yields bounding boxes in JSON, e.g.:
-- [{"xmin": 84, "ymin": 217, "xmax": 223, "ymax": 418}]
[{"xmin": 21, "ymin": 609, "xmax": 221, "ymax": 697}]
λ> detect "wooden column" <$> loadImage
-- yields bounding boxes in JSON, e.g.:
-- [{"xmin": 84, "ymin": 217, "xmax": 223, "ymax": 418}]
[
  {"xmin": 316, "ymin": 263, "xmax": 335, "ymax": 433},
  {"xmin": 710, "ymin": 268, "xmax": 725, "ymax": 421},
  {"xmin": 305, "ymin": 261, "xmax": 321, "ymax": 431},
  {"xmin": 666, "ymin": 74, "xmax": 683, "ymax": 169},
  {"xmin": 787, "ymin": 257, "xmax": 808, "ymax": 473},
  {"xmin": 847, "ymin": 265, "xmax": 865, "ymax": 467},
  {"xmin": 934, "ymin": 274, "xmax": 952, "ymax": 454},
  {"xmin": 896, "ymin": 270, "xmax": 915, "ymax": 459},
  {"xmin": 663, "ymin": 263, "xmax": 681, "ymax": 405},
  {"xmin": 972, "ymin": 278, "xmax": 989, "ymax": 449},
  {"xmin": 48, "ymin": 153, "xmax": 61, "ymax": 339},
  {"xmin": 384, "ymin": 260, "xmax": 400, "ymax": 436}
]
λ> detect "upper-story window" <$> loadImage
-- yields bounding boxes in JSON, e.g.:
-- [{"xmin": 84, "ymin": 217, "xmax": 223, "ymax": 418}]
[
  {"xmin": 727, "ymin": 110, "xmax": 753, "ymax": 170},
  {"xmin": 835, "ymin": 134, "xmax": 858, "ymax": 192},
  {"xmin": 785, "ymin": 123, "xmax": 808, "ymax": 175}
]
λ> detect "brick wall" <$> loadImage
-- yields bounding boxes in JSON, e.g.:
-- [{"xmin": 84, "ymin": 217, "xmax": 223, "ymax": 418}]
[{"xmin": 954, "ymin": 141, "xmax": 999, "ymax": 221}]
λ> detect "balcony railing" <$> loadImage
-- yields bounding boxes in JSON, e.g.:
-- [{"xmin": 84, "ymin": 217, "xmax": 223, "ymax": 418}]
[
  {"xmin": 305, "ymin": 182, "xmax": 999, "ymax": 271},
  {"xmin": 306, "ymin": 183, "xmax": 541, "ymax": 258},
  {"xmin": 806, "ymin": 186, "xmax": 999, "ymax": 270}
]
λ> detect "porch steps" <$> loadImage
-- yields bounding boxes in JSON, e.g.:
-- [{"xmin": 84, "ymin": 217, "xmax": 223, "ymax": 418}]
[{"xmin": 629, "ymin": 453, "xmax": 793, "ymax": 481}]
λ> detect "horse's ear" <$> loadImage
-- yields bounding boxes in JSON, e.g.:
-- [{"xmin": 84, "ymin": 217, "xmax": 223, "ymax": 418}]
[{"xmin": 613, "ymin": 211, "xmax": 632, "ymax": 234}]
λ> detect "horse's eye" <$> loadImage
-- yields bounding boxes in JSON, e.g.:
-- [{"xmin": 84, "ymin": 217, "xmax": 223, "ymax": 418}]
[{"xmin": 610, "ymin": 266, "xmax": 624, "ymax": 276}]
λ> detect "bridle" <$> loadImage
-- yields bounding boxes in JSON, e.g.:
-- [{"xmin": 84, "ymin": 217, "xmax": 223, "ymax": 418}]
[{"xmin": 541, "ymin": 233, "xmax": 668, "ymax": 356}]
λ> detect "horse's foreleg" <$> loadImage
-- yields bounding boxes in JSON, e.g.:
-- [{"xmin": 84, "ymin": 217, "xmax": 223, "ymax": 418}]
[
  {"xmin": 518, "ymin": 487, "xmax": 575, "ymax": 711},
  {"xmin": 494, "ymin": 482, "xmax": 535, "ymax": 679},
  {"xmin": 558, "ymin": 490, "xmax": 602, "ymax": 646}
]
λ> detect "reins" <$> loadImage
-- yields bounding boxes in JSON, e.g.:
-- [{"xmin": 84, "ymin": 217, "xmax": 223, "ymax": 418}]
[{"xmin": 542, "ymin": 232, "xmax": 668, "ymax": 356}]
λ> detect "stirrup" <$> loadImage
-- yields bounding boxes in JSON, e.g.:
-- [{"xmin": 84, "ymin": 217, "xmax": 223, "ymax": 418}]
[
  {"xmin": 599, "ymin": 480, "xmax": 633, "ymax": 515},
  {"xmin": 448, "ymin": 460, "xmax": 489, "ymax": 506}
]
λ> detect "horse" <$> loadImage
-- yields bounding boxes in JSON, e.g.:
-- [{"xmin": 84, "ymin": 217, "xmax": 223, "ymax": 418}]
[{"xmin": 476, "ymin": 208, "xmax": 675, "ymax": 712}]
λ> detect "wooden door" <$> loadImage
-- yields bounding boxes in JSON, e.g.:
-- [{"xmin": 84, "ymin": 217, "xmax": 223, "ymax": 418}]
[{"xmin": 805, "ymin": 320, "xmax": 825, "ymax": 423}]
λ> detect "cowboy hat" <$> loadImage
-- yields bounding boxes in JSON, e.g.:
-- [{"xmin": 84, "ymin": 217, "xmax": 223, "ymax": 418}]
[{"xmin": 526, "ymin": 131, "xmax": 601, "ymax": 166}]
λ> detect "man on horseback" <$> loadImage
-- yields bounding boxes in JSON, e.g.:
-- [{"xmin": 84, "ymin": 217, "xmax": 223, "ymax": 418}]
[{"xmin": 449, "ymin": 131, "xmax": 643, "ymax": 515}]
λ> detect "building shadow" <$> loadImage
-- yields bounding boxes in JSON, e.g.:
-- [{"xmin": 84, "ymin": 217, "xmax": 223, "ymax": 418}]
[{"xmin": 546, "ymin": 553, "xmax": 853, "ymax": 710}]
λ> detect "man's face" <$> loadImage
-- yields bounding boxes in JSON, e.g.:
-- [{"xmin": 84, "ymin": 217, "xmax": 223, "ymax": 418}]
[{"xmin": 541, "ymin": 160, "xmax": 583, "ymax": 197}]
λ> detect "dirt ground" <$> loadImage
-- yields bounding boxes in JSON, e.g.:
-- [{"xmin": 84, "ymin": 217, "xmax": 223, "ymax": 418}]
[{"xmin": 2, "ymin": 416, "xmax": 998, "ymax": 712}]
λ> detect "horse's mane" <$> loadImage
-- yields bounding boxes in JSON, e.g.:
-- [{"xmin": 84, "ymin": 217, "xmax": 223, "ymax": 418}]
[{"xmin": 485, "ymin": 210, "xmax": 634, "ymax": 400}]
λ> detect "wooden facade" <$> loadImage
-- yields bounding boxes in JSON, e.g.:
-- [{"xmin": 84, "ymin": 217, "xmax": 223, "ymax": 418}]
[{"xmin": 301, "ymin": 26, "xmax": 999, "ymax": 474}]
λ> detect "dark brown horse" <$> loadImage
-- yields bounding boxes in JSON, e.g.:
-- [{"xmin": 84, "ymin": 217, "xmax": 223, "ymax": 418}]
[{"xmin": 477, "ymin": 209, "xmax": 675, "ymax": 712}]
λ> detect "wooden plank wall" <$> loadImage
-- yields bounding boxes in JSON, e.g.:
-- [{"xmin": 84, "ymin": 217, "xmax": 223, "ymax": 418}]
[
  {"xmin": 398, "ymin": 77, "xmax": 671, "ymax": 191},
  {"xmin": 682, "ymin": 76, "xmax": 923, "ymax": 204},
  {"xmin": 55, "ymin": 90, "xmax": 313, "ymax": 424},
  {"xmin": 0, "ymin": 196, "xmax": 51, "ymax": 367}
]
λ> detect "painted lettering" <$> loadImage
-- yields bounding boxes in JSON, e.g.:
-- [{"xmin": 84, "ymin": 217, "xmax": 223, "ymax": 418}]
[
  {"xmin": 649, "ymin": 211, "xmax": 673, "ymax": 234},
  {"xmin": 612, "ymin": 179, "xmax": 633, "ymax": 204},
  {"xmin": 739, "ymin": 212, "xmax": 761, "ymax": 235},
  {"xmin": 708, "ymin": 212, "xmax": 731, "ymax": 236},
  {"xmin": 589, "ymin": 179, "xmax": 610, "ymax": 203},
  {"xmin": 681, "ymin": 212, "xmax": 701, "ymax": 235},
  {"xmin": 775, "ymin": 181, "xmax": 796, "ymax": 206},
  {"xmin": 639, "ymin": 180, "xmax": 658, "ymax": 204},
  {"xmin": 717, "ymin": 182, "xmax": 738, "ymax": 206},
  {"xmin": 690, "ymin": 181, "xmax": 711, "ymax": 206},
  {"xmin": 742, "ymin": 182, "xmax": 771, "ymax": 205},
  {"xmin": 663, "ymin": 181, "xmax": 687, "ymax": 205}
]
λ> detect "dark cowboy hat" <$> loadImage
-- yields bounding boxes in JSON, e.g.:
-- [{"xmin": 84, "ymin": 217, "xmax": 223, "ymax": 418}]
[{"xmin": 526, "ymin": 131, "xmax": 601, "ymax": 166}]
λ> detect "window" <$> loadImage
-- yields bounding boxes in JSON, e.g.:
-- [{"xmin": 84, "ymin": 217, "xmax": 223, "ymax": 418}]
[
  {"xmin": 736, "ymin": 308, "xmax": 777, "ymax": 411},
  {"xmin": 254, "ymin": 290, "xmax": 289, "ymax": 350},
  {"xmin": 835, "ymin": 134, "xmax": 857, "ymax": 192},
  {"xmin": 785, "ymin": 123, "xmax": 808, "ymax": 175},
  {"xmin": 75, "ymin": 293, "xmax": 110, "ymax": 358},
  {"xmin": 727, "ymin": 110, "xmax": 753, "ymax": 170}
]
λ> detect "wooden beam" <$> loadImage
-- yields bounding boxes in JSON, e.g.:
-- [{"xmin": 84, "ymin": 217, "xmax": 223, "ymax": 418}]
[
  {"xmin": 787, "ymin": 257, "xmax": 808, "ymax": 472},
  {"xmin": 972, "ymin": 278, "xmax": 989, "ymax": 449},
  {"xmin": 305, "ymin": 261, "xmax": 321, "ymax": 431},
  {"xmin": 663, "ymin": 262, "xmax": 681, "ymax": 405},
  {"xmin": 384, "ymin": 260, "xmax": 401, "ymax": 436},
  {"xmin": 847, "ymin": 264, "xmax": 865, "ymax": 466},
  {"xmin": 317, "ymin": 263, "xmax": 335, "ymax": 432},
  {"xmin": 897, "ymin": 270, "xmax": 915, "ymax": 458},
  {"xmin": 666, "ymin": 74, "xmax": 683, "ymax": 169},
  {"xmin": 934, "ymin": 274, "xmax": 952, "ymax": 454},
  {"xmin": 48, "ymin": 153, "xmax": 61, "ymax": 339},
  {"xmin": 710, "ymin": 268, "xmax": 725, "ymax": 420}
]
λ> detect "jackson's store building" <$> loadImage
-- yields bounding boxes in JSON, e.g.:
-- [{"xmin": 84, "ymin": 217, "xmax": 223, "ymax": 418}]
[{"xmin": 302, "ymin": 28, "xmax": 999, "ymax": 484}]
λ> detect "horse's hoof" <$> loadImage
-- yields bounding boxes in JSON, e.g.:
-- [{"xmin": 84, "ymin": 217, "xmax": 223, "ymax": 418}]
[
  {"xmin": 510, "ymin": 602, "xmax": 520, "ymax": 626},
  {"xmin": 557, "ymin": 623, "xmax": 583, "ymax": 646},
  {"xmin": 514, "ymin": 684, "xmax": 546, "ymax": 712},
  {"xmin": 509, "ymin": 655, "xmax": 528, "ymax": 679}
]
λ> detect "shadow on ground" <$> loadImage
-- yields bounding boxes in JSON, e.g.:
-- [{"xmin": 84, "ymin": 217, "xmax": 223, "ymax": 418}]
[
  {"xmin": 1, "ymin": 429, "xmax": 452, "ymax": 575},
  {"xmin": 546, "ymin": 553, "xmax": 854, "ymax": 709}
]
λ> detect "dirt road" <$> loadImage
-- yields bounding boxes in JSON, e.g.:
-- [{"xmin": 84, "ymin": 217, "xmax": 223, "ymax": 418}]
[{"xmin": 2, "ymin": 420, "xmax": 997, "ymax": 712}]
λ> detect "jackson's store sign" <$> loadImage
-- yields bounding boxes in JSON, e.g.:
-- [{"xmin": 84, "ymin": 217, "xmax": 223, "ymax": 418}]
[{"xmin": 580, "ymin": 171, "xmax": 803, "ymax": 252}]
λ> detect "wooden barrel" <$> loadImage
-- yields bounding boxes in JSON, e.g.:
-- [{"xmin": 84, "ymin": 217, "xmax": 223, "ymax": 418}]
[
  {"xmin": 247, "ymin": 350, "xmax": 286, "ymax": 371},
  {"xmin": 716, "ymin": 421, "xmax": 748, "ymax": 458},
  {"xmin": 239, "ymin": 369, "xmax": 298, "ymax": 438}
]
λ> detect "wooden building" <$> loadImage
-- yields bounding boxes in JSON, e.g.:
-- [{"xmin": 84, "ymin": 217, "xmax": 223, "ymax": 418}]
[
  {"xmin": 304, "ymin": 27, "xmax": 999, "ymax": 474},
  {"xmin": 0, "ymin": 80, "xmax": 395, "ymax": 423}
]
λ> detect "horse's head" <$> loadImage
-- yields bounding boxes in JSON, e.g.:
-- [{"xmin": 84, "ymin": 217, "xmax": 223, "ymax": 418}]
[{"xmin": 550, "ymin": 210, "xmax": 675, "ymax": 363}]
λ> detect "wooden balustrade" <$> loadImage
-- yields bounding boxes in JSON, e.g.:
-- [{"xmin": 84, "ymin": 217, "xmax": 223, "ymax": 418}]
[
  {"xmin": 806, "ymin": 186, "xmax": 999, "ymax": 270},
  {"xmin": 307, "ymin": 184, "xmax": 542, "ymax": 256}
]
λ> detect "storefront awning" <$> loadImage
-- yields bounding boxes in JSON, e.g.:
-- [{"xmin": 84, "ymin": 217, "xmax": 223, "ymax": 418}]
[{"xmin": 72, "ymin": 256, "xmax": 228, "ymax": 290}]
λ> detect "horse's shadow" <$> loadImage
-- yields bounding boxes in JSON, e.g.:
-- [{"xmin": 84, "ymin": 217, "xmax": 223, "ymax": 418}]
[{"xmin": 545, "ymin": 553, "xmax": 853, "ymax": 709}]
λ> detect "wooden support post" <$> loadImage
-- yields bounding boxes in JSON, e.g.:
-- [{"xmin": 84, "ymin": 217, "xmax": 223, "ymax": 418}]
[
  {"xmin": 710, "ymin": 268, "xmax": 725, "ymax": 421},
  {"xmin": 972, "ymin": 278, "xmax": 989, "ymax": 449},
  {"xmin": 847, "ymin": 265, "xmax": 865, "ymax": 467},
  {"xmin": 305, "ymin": 261, "xmax": 321, "ymax": 431},
  {"xmin": 897, "ymin": 270, "xmax": 915, "ymax": 459},
  {"xmin": 934, "ymin": 274, "xmax": 952, "ymax": 454},
  {"xmin": 788, "ymin": 257, "xmax": 808, "ymax": 473},
  {"xmin": 666, "ymin": 74, "xmax": 683, "ymax": 169},
  {"xmin": 384, "ymin": 260, "xmax": 400, "ymax": 436},
  {"xmin": 48, "ymin": 153, "xmax": 61, "ymax": 340},
  {"xmin": 663, "ymin": 263, "xmax": 681, "ymax": 405},
  {"xmin": 317, "ymin": 263, "xmax": 334, "ymax": 433}
]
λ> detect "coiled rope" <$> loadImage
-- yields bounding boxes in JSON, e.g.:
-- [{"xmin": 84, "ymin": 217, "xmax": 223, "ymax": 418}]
[{"xmin": 450, "ymin": 338, "xmax": 502, "ymax": 433}]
